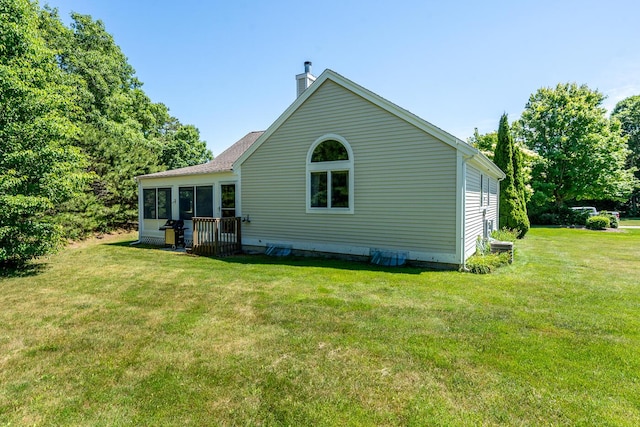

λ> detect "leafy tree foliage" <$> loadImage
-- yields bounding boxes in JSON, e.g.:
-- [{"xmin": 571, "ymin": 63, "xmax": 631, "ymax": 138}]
[
  {"xmin": 36, "ymin": 8, "xmax": 212, "ymax": 234},
  {"xmin": 160, "ymin": 122, "xmax": 211, "ymax": 170},
  {"xmin": 0, "ymin": 0, "xmax": 89, "ymax": 266},
  {"xmin": 611, "ymin": 95, "xmax": 640, "ymax": 213},
  {"xmin": 468, "ymin": 129, "xmax": 498, "ymax": 160},
  {"xmin": 520, "ymin": 83, "xmax": 635, "ymax": 207},
  {"xmin": 494, "ymin": 114, "xmax": 529, "ymax": 237},
  {"xmin": 470, "ymin": 124, "xmax": 536, "ymax": 196},
  {"xmin": 1, "ymin": 1, "xmax": 213, "ymax": 265}
]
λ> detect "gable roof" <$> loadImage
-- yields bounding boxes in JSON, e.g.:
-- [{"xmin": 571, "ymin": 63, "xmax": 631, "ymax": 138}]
[
  {"xmin": 137, "ymin": 131, "xmax": 264, "ymax": 179},
  {"xmin": 234, "ymin": 69, "xmax": 505, "ymax": 179}
]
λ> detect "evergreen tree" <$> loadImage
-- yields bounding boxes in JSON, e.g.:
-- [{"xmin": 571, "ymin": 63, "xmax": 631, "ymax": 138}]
[
  {"xmin": 494, "ymin": 114, "xmax": 529, "ymax": 237},
  {"xmin": 512, "ymin": 143, "xmax": 529, "ymax": 213}
]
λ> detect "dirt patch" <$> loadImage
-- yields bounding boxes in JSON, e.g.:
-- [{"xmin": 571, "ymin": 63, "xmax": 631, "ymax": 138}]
[{"xmin": 67, "ymin": 230, "xmax": 137, "ymax": 248}]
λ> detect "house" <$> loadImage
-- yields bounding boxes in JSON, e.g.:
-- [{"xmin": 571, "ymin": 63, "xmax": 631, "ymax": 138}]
[{"xmin": 136, "ymin": 63, "xmax": 505, "ymax": 268}]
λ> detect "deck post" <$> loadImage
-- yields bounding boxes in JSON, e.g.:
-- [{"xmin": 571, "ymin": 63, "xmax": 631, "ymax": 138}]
[{"xmin": 214, "ymin": 219, "xmax": 220, "ymax": 256}]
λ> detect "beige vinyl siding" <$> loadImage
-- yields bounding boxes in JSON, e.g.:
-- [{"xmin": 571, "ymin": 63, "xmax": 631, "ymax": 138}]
[
  {"xmin": 463, "ymin": 166, "xmax": 501, "ymax": 259},
  {"xmin": 240, "ymin": 80, "xmax": 458, "ymax": 259},
  {"xmin": 464, "ymin": 165, "xmax": 483, "ymax": 259},
  {"xmin": 487, "ymin": 177, "xmax": 499, "ymax": 230}
]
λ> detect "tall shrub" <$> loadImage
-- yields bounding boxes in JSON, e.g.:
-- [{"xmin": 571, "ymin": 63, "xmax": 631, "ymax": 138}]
[
  {"xmin": 513, "ymin": 144, "xmax": 528, "ymax": 210},
  {"xmin": 494, "ymin": 114, "xmax": 529, "ymax": 237}
]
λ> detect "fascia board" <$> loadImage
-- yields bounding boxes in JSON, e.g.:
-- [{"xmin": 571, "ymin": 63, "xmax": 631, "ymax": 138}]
[
  {"xmin": 233, "ymin": 71, "xmax": 333, "ymax": 168},
  {"xmin": 468, "ymin": 153, "xmax": 506, "ymax": 180}
]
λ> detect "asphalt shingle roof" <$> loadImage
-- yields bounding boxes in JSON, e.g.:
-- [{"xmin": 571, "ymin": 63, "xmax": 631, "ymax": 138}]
[{"xmin": 137, "ymin": 131, "xmax": 264, "ymax": 179}]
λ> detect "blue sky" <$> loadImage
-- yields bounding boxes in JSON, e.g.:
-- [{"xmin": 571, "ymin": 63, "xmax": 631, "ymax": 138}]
[{"xmin": 47, "ymin": 0, "xmax": 640, "ymax": 156}]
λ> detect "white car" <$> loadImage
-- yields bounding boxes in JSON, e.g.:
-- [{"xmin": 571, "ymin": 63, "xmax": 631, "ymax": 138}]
[{"xmin": 571, "ymin": 206, "xmax": 598, "ymax": 216}]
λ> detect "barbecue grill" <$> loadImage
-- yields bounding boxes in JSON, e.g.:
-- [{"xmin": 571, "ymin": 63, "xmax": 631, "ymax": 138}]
[{"xmin": 159, "ymin": 219, "xmax": 186, "ymax": 249}]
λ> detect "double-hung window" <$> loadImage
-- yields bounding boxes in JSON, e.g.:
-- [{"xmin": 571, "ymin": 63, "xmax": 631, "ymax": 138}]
[
  {"xmin": 143, "ymin": 188, "xmax": 171, "ymax": 219},
  {"xmin": 307, "ymin": 135, "xmax": 354, "ymax": 214}
]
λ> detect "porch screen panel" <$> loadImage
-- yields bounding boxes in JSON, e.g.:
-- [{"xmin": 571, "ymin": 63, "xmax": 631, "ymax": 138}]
[
  {"xmin": 157, "ymin": 188, "xmax": 171, "ymax": 219},
  {"xmin": 179, "ymin": 187, "xmax": 194, "ymax": 220},
  {"xmin": 196, "ymin": 186, "xmax": 213, "ymax": 217},
  {"xmin": 143, "ymin": 189, "xmax": 156, "ymax": 219}
]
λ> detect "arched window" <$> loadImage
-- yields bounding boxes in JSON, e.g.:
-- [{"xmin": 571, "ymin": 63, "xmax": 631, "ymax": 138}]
[
  {"xmin": 311, "ymin": 140, "xmax": 349, "ymax": 162},
  {"xmin": 306, "ymin": 134, "xmax": 354, "ymax": 213}
]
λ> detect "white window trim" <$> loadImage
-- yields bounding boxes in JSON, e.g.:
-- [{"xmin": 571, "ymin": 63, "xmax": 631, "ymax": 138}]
[
  {"xmin": 479, "ymin": 174, "xmax": 491, "ymax": 212},
  {"xmin": 306, "ymin": 134, "xmax": 354, "ymax": 214},
  {"xmin": 142, "ymin": 187, "xmax": 172, "ymax": 220}
]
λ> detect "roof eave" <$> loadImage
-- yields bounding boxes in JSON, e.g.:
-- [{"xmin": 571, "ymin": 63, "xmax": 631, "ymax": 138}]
[
  {"xmin": 467, "ymin": 151, "xmax": 506, "ymax": 180},
  {"xmin": 136, "ymin": 168, "xmax": 232, "ymax": 180}
]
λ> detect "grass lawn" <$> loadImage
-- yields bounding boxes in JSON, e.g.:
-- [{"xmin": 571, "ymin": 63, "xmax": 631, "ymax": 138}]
[
  {"xmin": 620, "ymin": 217, "xmax": 640, "ymax": 226},
  {"xmin": 1, "ymin": 227, "xmax": 639, "ymax": 426}
]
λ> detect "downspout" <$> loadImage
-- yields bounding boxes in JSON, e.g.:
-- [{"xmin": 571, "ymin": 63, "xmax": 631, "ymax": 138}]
[
  {"xmin": 131, "ymin": 177, "xmax": 143, "ymax": 245},
  {"xmin": 496, "ymin": 179, "xmax": 502, "ymax": 230}
]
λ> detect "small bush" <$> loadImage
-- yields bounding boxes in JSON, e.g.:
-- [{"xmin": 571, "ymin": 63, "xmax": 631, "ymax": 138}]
[
  {"xmin": 465, "ymin": 252, "xmax": 512, "ymax": 274},
  {"xmin": 600, "ymin": 211, "xmax": 619, "ymax": 228},
  {"xmin": 476, "ymin": 236, "xmax": 490, "ymax": 255},
  {"xmin": 537, "ymin": 213, "xmax": 560, "ymax": 225},
  {"xmin": 491, "ymin": 228, "xmax": 519, "ymax": 242},
  {"xmin": 530, "ymin": 206, "xmax": 590, "ymax": 226},
  {"xmin": 609, "ymin": 216, "xmax": 619, "ymax": 229},
  {"xmin": 586, "ymin": 216, "xmax": 610, "ymax": 230}
]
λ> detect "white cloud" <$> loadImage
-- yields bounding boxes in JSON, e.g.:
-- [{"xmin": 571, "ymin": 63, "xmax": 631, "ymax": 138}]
[
  {"xmin": 599, "ymin": 59, "xmax": 640, "ymax": 113},
  {"xmin": 603, "ymin": 84, "xmax": 640, "ymax": 113}
]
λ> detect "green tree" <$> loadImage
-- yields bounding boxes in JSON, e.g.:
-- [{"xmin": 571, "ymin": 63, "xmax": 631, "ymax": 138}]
[
  {"xmin": 520, "ymin": 83, "xmax": 635, "ymax": 207},
  {"xmin": 160, "ymin": 121, "xmax": 212, "ymax": 170},
  {"xmin": 512, "ymin": 142, "xmax": 527, "ymax": 207},
  {"xmin": 468, "ymin": 129, "xmax": 498, "ymax": 160},
  {"xmin": 494, "ymin": 114, "xmax": 529, "ymax": 237},
  {"xmin": 0, "ymin": 0, "xmax": 88, "ymax": 266},
  {"xmin": 611, "ymin": 95, "xmax": 640, "ymax": 212},
  {"xmin": 37, "ymin": 9, "xmax": 211, "ymax": 233}
]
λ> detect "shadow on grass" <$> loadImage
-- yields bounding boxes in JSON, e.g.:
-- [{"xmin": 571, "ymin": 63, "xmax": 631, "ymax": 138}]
[
  {"xmin": 0, "ymin": 262, "xmax": 50, "ymax": 279},
  {"xmin": 218, "ymin": 254, "xmax": 436, "ymax": 274},
  {"xmin": 105, "ymin": 239, "xmax": 444, "ymax": 274},
  {"xmin": 106, "ymin": 239, "xmax": 155, "ymax": 248}
]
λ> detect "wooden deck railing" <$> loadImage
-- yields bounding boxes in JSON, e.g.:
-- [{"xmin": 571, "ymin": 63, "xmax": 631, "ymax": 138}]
[{"xmin": 191, "ymin": 217, "xmax": 242, "ymax": 256}]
